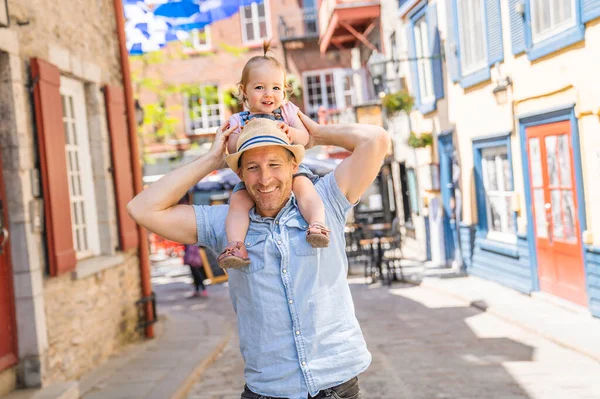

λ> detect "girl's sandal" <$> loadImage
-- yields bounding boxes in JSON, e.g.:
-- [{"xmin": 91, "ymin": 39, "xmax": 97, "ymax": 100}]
[
  {"xmin": 306, "ymin": 222, "xmax": 331, "ymax": 248},
  {"xmin": 217, "ymin": 241, "xmax": 251, "ymax": 269}
]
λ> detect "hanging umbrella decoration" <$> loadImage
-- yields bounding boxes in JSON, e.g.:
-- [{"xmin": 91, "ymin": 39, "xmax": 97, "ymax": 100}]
[{"xmin": 125, "ymin": 0, "xmax": 264, "ymax": 55}]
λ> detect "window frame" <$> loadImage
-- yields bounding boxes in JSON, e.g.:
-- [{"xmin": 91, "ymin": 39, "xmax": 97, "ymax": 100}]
[
  {"xmin": 530, "ymin": 0, "xmax": 577, "ymax": 44},
  {"xmin": 523, "ymin": 0, "xmax": 585, "ymax": 61},
  {"xmin": 412, "ymin": 13, "xmax": 435, "ymax": 106},
  {"xmin": 186, "ymin": 84, "xmax": 225, "ymax": 134},
  {"xmin": 457, "ymin": 0, "xmax": 487, "ymax": 76},
  {"xmin": 302, "ymin": 68, "xmax": 353, "ymax": 120},
  {"xmin": 240, "ymin": 0, "xmax": 272, "ymax": 45},
  {"xmin": 59, "ymin": 76, "xmax": 101, "ymax": 260},
  {"xmin": 186, "ymin": 26, "xmax": 212, "ymax": 52},
  {"xmin": 473, "ymin": 133, "xmax": 517, "ymax": 244}
]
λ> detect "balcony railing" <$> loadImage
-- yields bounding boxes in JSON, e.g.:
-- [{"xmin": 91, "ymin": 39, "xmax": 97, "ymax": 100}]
[{"xmin": 278, "ymin": 8, "xmax": 319, "ymax": 41}]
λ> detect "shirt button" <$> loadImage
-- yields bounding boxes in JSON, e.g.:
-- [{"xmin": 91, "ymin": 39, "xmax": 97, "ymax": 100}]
[
  {"xmin": 295, "ymin": 330, "xmax": 300, "ymax": 335},
  {"xmin": 275, "ymin": 220, "xmax": 279, "ymax": 224},
  {"xmin": 301, "ymin": 361, "xmax": 306, "ymax": 366},
  {"xmin": 282, "ymin": 269, "xmax": 287, "ymax": 273},
  {"xmin": 277, "ymin": 240, "xmax": 282, "ymax": 244},
  {"xmin": 289, "ymin": 299, "xmax": 293, "ymax": 304}
]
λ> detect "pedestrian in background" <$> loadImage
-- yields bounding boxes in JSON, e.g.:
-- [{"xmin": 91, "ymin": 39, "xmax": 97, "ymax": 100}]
[{"xmin": 183, "ymin": 244, "xmax": 207, "ymax": 298}]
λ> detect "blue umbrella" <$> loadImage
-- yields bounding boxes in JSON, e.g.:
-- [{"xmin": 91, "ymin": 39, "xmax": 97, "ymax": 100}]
[
  {"xmin": 157, "ymin": 0, "xmax": 264, "ymax": 32},
  {"xmin": 154, "ymin": 0, "xmax": 200, "ymax": 18}
]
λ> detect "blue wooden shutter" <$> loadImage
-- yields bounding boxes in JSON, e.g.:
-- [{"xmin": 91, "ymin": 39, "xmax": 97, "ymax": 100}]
[
  {"xmin": 582, "ymin": 0, "xmax": 600, "ymax": 23},
  {"xmin": 445, "ymin": 0, "xmax": 460, "ymax": 83},
  {"xmin": 509, "ymin": 0, "xmax": 526, "ymax": 54},
  {"xmin": 406, "ymin": 24, "xmax": 421, "ymax": 106},
  {"xmin": 485, "ymin": 0, "xmax": 504, "ymax": 65},
  {"xmin": 427, "ymin": 3, "xmax": 444, "ymax": 100}
]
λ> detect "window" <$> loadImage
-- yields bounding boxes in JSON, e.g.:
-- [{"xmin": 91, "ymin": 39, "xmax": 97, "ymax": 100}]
[
  {"xmin": 457, "ymin": 0, "xmax": 486, "ymax": 74},
  {"xmin": 240, "ymin": 1, "xmax": 270, "ymax": 44},
  {"xmin": 303, "ymin": 71, "xmax": 337, "ymax": 120},
  {"xmin": 481, "ymin": 146, "xmax": 515, "ymax": 241},
  {"xmin": 187, "ymin": 85, "xmax": 223, "ymax": 133},
  {"xmin": 302, "ymin": 69, "xmax": 355, "ymax": 120},
  {"xmin": 413, "ymin": 16, "xmax": 434, "ymax": 104},
  {"xmin": 530, "ymin": 0, "xmax": 575, "ymax": 43},
  {"xmin": 186, "ymin": 27, "xmax": 211, "ymax": 51},
  {"xmin": 60, "ymin": 77, "xmax": 100, "ymax": 259}
]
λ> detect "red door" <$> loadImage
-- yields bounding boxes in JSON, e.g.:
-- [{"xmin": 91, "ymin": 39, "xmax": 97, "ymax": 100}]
[
  {"xmin": 526, "ymin": 121, "xmax": 587, "ymax": 305},
  {"xmin": 0, "ymin": 148, "xmax": 17, "ymax": 372}
]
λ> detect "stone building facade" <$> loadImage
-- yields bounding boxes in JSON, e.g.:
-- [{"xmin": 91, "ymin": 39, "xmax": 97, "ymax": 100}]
[{"xmin": 0, "ymin": 0, "xmax": 145, "ymax": 395}]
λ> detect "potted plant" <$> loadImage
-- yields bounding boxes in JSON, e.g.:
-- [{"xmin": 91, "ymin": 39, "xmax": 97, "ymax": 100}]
[
  {"xmin": 407, "ymin": 131, "xmax": 433, "ymax": 149},
  {"xmin": 382, "ymin": 90, "xmax": 414, "ymax": 116}
]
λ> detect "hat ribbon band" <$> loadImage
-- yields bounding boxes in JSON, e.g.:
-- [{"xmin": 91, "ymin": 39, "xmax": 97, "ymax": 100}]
[{"xmin": 238, "ymin": 135, "xmax": 289, "ymax": 152}]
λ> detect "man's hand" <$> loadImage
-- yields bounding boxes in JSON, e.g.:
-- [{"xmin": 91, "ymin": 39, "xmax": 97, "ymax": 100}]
[
  {"xmin": 297, "ymin": 111, "xmax": 321, "ymax": 149},
  {"xmin": 208, "ymin": 121, "xmax": 237, "ymax": 169}
]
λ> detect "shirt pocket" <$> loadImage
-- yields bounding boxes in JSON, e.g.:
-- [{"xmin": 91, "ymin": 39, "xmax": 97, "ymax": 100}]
[
  {"xmin": 286, "ymin": 216, "xmax": 318, "ymax": 256},
  {"xmin": 240, "ymin": 233, "xmax": 268, "ymax": 273}
]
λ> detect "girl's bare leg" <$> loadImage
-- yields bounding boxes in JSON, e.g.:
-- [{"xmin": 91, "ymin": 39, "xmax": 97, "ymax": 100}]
[
  {"xmin": 219, "ymin": 189, "xmax": 255, "ymax": 268},
  {"xmin": 293, "ymin": 176, "xmax": 330, "ymax": 248}
]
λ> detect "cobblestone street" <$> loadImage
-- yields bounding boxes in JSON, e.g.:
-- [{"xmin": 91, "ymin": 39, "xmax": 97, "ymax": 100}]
[{"xmin": 187, "ymin": 278, "xmax": 600, "ymax": 399}]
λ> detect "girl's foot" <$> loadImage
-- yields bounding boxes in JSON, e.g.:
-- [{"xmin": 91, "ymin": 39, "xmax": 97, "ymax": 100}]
[
  {"xmin": 200, "ymin": 290, "xmax": 208, "ymax": 297},
  {"xmin": 306, "ymin": 222, "xmax": 331, "ymax": 248},
  {"xmin": 218, "ymin": 241, "xmax": 251, "ymax": 269}
]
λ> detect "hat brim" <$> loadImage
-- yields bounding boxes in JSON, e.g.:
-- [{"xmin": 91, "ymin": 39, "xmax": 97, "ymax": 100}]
[{"xmin": 225, "ymin": 142, "xmax": 305, "ymax": 171}]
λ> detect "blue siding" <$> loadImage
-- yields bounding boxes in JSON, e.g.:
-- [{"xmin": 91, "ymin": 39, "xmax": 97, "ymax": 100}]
[
  {"xmin": 445, "ymin": 0, "xmax": 460, "ymax": 82},
  {"xmin": 509, "ymin": 0, "xmax": 526, "ymax": 54},
  {"xmin": 459, "ymin": 224, "xmax": 476, "ymax": 269},
  {"xmin": 582, "ymin": 0, "xmax": 600, "ymax": 23},
  {"xmin": 584, "ymin": 247, "xmax": 600, "ymax": 317},
  {"xmin": 485, "ymin": 0, "xmax": 504, "ymax": 65},
  {"xmin": 469, "ymin": 234, "xmax": 533, "ymax": 294},
  {"xmin": 428, "ymin": 3, "xmax": 444, "ymax": 101}
]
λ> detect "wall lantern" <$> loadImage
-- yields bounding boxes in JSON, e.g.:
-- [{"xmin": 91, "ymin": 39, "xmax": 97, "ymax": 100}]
[
  {"xmin": 492, "ymin": 63, "xmax": 513, "ymax": 105},
  {"xmin": 367, "ymin": 50, "xmax": 387, "ymax": 96},
  {"xmin": 0, "ymin": 0, "xmax": 9, "ymax": 28}
]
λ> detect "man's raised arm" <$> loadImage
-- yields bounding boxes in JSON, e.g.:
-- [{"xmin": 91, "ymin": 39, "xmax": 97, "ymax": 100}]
[
  {"xmin": 298, "ymin": 112, "xmax": 390, "ymax": 204},
  {"xmin": 126, "ymin": 123, "xmax": 235, "ymax": 244}
]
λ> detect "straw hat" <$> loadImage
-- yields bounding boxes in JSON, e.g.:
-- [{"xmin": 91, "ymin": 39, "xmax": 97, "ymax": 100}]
[{"xmin": 225, "ymin": 118, "xmax": 305, "ymax": 171}]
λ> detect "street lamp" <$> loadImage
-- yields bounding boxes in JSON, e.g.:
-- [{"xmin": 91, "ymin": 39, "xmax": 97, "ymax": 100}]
[
  {"xmin": 135, "ymin": 99, "xmax": 145, "ymax": 126},
  {"xmin": 367, "ymin": 50, "xmax": 387, "ymax": 96}
]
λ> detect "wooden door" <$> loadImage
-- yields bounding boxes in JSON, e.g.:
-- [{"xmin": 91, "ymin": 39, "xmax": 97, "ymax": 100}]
[
  {"xmin": 526, "ymin": 121, "xmax": 586, "ymax": 305},
  {"xmin": 0, "ymin": 149, "xmax": 17, "ymax": 371}
]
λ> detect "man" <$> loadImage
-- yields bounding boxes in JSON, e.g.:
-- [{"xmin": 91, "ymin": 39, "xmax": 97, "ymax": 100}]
[{"xmin": 127, "ymin": 112, "xmax": 390, "ymax": 399}]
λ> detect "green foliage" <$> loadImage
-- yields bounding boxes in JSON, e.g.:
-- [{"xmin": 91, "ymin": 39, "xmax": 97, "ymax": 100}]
[
  {"xmin": 407, "ymin": 132, "xmax": 433, "ymax": 149},
  {"xmin": 382, "ymin": 90, "xmax": 414, "ymax": 116},
  {"xmin": 286, "ymin": 74, "xmax": 302, "ymax": 98}
]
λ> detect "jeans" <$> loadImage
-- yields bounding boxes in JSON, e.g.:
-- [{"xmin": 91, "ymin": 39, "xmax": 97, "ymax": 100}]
[{"xmin": 241, "ymin": 376, "xmax": 360, "ymax": 399}]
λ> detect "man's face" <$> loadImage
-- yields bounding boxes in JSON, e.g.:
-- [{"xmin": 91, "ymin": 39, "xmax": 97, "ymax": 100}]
[{"xmin": 238, "ymin": 146, "xmax": 298, "ymax": 218}]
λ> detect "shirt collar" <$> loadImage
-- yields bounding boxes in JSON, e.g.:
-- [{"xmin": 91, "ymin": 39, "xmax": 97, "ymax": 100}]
[{"xmin": 248, "ymin": 193, "xmax": 298, "ymax": 223}]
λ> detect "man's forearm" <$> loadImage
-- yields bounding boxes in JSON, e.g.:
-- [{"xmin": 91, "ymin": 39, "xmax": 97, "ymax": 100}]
[
  {"xmin": 127, "ymin": 151, "xmax": 222, "ymax": 221},
  {"xmin": 312, "ymin": 123, "xmax": 384, "ymax": 152}
]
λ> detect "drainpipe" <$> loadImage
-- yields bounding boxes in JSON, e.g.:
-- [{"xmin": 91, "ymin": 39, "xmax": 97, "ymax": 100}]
[{"xmin": 112, "ymin": 0, "xmax": 154, "ymax": 338}]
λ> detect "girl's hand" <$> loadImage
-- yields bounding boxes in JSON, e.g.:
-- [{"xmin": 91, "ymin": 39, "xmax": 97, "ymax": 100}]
[{"xmin": 278, "ymin": 122, "xmax": 293, "ymax": 142}]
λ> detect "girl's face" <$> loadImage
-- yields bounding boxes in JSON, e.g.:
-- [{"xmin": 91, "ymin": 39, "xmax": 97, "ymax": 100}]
[{"xmin": 243, "ymin": 62, "xmax": 285, "ymax": 114}]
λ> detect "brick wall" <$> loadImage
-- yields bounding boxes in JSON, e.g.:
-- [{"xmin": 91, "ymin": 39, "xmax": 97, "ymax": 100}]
[{"xmin": 42, "ymin": 253, "xmax": 142, "ymax": 383}]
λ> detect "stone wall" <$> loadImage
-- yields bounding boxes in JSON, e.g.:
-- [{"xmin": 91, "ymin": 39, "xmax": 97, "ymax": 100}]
[
  {"xmin": 0, "ymin": 367, "xmax": 16, "ymax": 397},
  {"xmin": 42, "ymin": 253, "xmax": 142, "ymax": 383}
]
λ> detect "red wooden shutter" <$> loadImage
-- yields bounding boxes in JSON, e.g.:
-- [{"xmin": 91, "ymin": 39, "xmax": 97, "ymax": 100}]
[
  {"xmin": 31, "ymin": 58, "xmax": 76, "ymax": 276},
  {"xmin": 104, "ymin": 85, "xmax": 139, "ymax": 251}
]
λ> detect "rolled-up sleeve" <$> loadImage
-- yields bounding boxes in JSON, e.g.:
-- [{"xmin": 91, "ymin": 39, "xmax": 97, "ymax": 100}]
[
  {"xmin": 315, "ymin": 172, "xmax": 355, "ymax": 225},
  {"xmin": 193, "ymin": 204, "xmax": 227, "ymax": 251}
]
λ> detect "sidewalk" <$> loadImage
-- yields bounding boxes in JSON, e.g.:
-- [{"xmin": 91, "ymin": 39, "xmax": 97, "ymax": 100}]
[
  {"xmin": 418, "ymin": 275, "xmax": 600, "ymax": 362},
  {"xmin": 78, "ymin": 271, "xmax": 235, "ymax": 399}
]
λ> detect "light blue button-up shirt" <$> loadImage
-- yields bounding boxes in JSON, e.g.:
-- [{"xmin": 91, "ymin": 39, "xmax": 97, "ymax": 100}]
[{"xmin": 194, "ymin": 172, "xmax": 371, "ymax": 398}]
